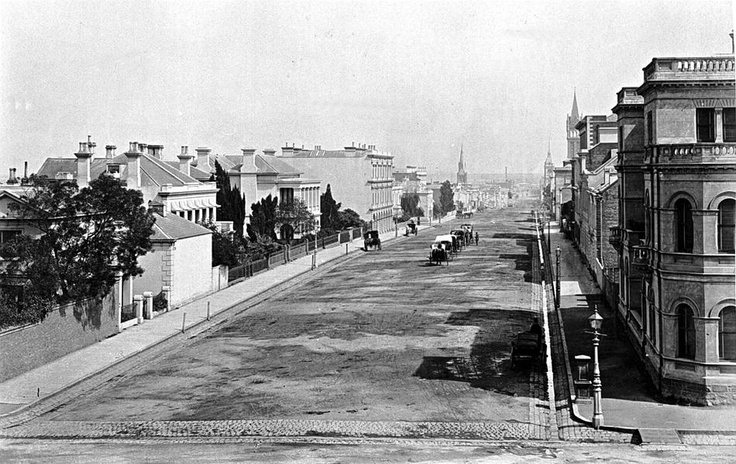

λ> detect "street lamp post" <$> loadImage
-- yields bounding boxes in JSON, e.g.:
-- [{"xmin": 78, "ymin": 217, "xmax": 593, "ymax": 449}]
[
  {"xmin": 547, "ymin": 221, "xmax": 551, "ymax": 252},
  {"xmin": 555, "ymin": 246, "xmax": 561, "ymax": 308},
  {"xmin": 589, "ymin": 305, "xmax": 604, "ymax": 429}
]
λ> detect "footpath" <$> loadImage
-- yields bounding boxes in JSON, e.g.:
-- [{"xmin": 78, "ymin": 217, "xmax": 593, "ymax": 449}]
[
  {"xmin": 547, "ymin": 219, "xmax": 736, "ymax": 445},
  {"xmin": 0, "ymin": 219, "xmax": 449, "ymax": 422}
]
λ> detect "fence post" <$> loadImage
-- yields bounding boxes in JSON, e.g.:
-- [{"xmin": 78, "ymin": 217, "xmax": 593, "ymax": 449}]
[
  {"xmin": 143, "ymin": 291, "xmax": 154, "ymax": 319},
  {"xmin": 162, "ymin": 285, "xmax": 171, "ymax": 312},
  {"xmin": 133, "ymin": 294, "xmax": 143, "ymax": 324}
]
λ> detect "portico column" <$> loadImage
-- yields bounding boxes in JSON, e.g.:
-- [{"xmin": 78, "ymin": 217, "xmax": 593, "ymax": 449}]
[{"xmin": 716, "ymin": 108, "xmax": 724, "ymax": 143}]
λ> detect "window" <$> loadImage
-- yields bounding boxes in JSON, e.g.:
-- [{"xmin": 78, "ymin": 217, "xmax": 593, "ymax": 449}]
[
  {"xmin": 719, "ymin": 199, "xmax": 735, "ymax": 252},
  {"xmin": 677, "ymin": 304, "xmax": 696, "ymax": 360},
  {"xmin": 696, "ymin": 108, "xmax": 715, "ymax": 142},
  {"xmin": 674, "ymin": 199, "xmax": 693, "ymax": 252},
  {"xmin": 724, "ymin": 108, "xmax": 736, "ymax": 143},
  {"xmin": 720, "ymin": 307, "xmax": 736, "ymax": 361},
  {"xmin": 0, "ymin": 230, "xmax": 21, "ymax": 243},
  {"xmin": 646, "ymin": 111, "xmax": 653, "ymax": 145}
]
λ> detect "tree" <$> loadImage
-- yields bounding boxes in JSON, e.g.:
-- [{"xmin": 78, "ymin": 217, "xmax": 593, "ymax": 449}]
[
  {"xmin": 0, "ymin": 174, "xmax": 155, "ymax": 324},
  {"xmin": 319, "ymin": 184, "xmax": 341, "ymax": 231},
  {"xmin": 456, "ymin": 200, "xmax": 464, "ymax": 212},
  {"xmin": 336, "ymin": 208, "xmax": 367, "ymax": 230},
  {"xmin": 400, "ymin": 193, "xmax": 424, "ymax": 218},
  {"xmin": 214, "ymin": 161, "xmax": 246, "ymax": 236},
  {"xmin": 275, "ymin": 198, "xmax": 315, "ymax": 242},
  {"xmin": 440, "ymin": 180, "xmax": 455, "ymax": 213},
  {"xmin": 247, "ymin": 194, "xmax": 278, "ymax": 241},
  {"xmin": 202, "ymin": 221, "xmax": 241, "ymax": 267}
]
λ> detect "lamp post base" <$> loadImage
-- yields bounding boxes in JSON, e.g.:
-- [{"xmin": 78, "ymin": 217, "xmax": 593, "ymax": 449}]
[{"xmin": 593, "ymin": 413, "xmax": 604, "ymax": 429}]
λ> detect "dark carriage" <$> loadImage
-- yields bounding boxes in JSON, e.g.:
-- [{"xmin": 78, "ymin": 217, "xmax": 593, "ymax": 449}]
[
  {"xmin": 429, "ymin": 236, "xmax": 453, "ymax": 265},
  {"xmin": 363, "ymin": 230, "xmax": 381, "ymax": 251},
  {"xmin": 450, "ymin": 229, "xmax": 468, "ymax": 248}
]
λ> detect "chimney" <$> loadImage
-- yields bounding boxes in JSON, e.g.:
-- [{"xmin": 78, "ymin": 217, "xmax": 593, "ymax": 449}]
[
  {"xmin": 22, "ymin": 161, "xmax": 28, "ymax": 184},
  {"xmin": 195, "ymin": 147, "xmax": 212, "ymax": 171},
  {"xmin": 177, "ymin": 145, "xmax": 194, "ymax": 177},
  {"xmin": 124, "ymin": 142, "xmax": 142, "ymax": 189},
  {"xmin": 148, "ymin": 200, "xmax": 166, "ymax": 217},
  {"xmin": 149, "ymin": 144, "xmax": 164, "ymax": 159},
  {"xmin": 74, "ymin": 141, "xmax": 92, "ymax": 187},
  {"xmin": 87, "ymin": 135, "xmax": 96, "ymax": 156},
  {"xmin": 281, "ymin": 144, "xmax": 294, "ymax": 157},
  {"xmin": 241, "ymin": 148, "xmax": 257, "ymax": 171},
  {"xmin": 7, "ymin": 168, "xmax": 18, "ymax": 184},
  {"xmin": 105, "ymin": 145, "xmax": 116, "ymax": 159},
  {"xmin": 263, "ymin": 148, "xmax": 276, "ymax": 157},
  {"xmin": 139, "ymin": 143, "xmax": 148, "ymax": 158}
]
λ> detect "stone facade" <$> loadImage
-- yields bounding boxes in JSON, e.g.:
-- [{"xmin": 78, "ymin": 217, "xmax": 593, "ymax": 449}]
[{"xmin": 616, "ymin": 55, "xmax": 736, "ymax": 405}]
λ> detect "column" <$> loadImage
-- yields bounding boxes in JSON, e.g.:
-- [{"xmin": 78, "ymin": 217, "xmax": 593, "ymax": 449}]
[
  {"xmin": 114, "ymin": 271, "xmax": 123, "ymax": 332},
  {"xmin": 716, "ymin": 108, "xmax": 724, "ymax": 143},
  {"xmin": 698, "ymin": 317, "xmax": 721, "ymax": 363}
]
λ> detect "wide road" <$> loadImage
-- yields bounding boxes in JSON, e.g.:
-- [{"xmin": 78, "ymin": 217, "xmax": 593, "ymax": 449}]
[{"xmin": 16, "ymin": 205, "xmax": 548, "ymax": 440}]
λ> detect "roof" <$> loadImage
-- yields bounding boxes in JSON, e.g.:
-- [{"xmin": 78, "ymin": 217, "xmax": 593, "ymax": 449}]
[
  {"xmin": 150, "ymin": 212, "xmax": 212, "ymax": 242},
  {"xmin": 587, "ymin": 155, "xmax": 618, "ymax": 193},
  {"xmin": 230, "ymin": 154, "xmax": 303, "ymax": 177},
  {"xmin": 37, "ymin": 153, "xmax": 203, "ymax": 188},
  {"xmin": 283, "ymin": 148, "xmax": 392, "ymax": 159}
]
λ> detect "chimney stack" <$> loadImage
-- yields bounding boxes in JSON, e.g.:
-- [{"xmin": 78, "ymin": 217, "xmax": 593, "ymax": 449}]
[
  {"xmin": 75, "ymin": 141, "xmax": 92, "ymax": 187},
  {"xmin": 124, "ymin": 142, "xmax": 142, "ymax": 189},
  {"xmin": 148, "ymin": 144, "xmax": 164, "ymax": 159},
  {"xmin": 87, "ymin": 135, "xmax": 96, "ymax": 157},
  {"xmin": 22, "ymin": 161, "xmax": 28, "ymax": 184},
  {"xmin": 138, "ymin": 143, "xmax": 148, "ymax": 158},
  {"xmin": 7, "ymin": 168, "xmax": 18, "ymax": 184},
  {"xmin": 105, "ymin": 145, "xmax": 116, "ymax": 159},
  {"xmin": 241, "ymin": 148, "xmax": 257, "ymax": 171},
  {"xmin": 195, "ymin": 147, "xmax": 212, "ymax": 171},
  {"xmin": 263, "ymin": 148, "xmax": 276, "ymax": 157},
  {"xmin": 281, "ymin": 144, "xmax": 294, "ymax": 157},
  {"xmin": 177, "ymin": 146, "xmax": 194, "ymax": 177}
]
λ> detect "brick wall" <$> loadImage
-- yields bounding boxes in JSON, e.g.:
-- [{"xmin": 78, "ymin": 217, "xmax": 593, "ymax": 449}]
[{"xmin": 0, "ymin": 293, "xmax": 118, "ymax": 382}]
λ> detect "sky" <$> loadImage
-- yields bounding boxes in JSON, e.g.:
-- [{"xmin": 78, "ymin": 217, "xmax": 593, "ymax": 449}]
[{"xmin": 0, "ymin": 0, "xmax": 734, "ymax": 179}]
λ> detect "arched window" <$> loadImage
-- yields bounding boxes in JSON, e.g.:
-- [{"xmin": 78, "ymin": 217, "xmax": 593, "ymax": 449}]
[
  {"xmin": 718, "ymin": 199, "xmax": 735, "ymax": 253},
  {"xmin": 720, "ymin": 306, "xmax": 736, "ymax": 360},
  {"xmin": 677, "ymin": 304, "xmax": 696, "ymax": 360},
  {"xmin": 674, "ymin": 199, "xmax": 693, "ymax": 252}
]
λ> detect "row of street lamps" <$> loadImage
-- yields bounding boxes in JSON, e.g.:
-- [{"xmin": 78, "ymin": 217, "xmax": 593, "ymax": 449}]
[{"xmin": 546, "ymin": 218, "xmax": 605, "ymax": 430}]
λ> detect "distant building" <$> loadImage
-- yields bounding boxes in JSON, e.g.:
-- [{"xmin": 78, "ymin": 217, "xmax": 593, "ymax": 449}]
[
  {"xmin": 456, "ymin": 146, "xmax": 468, "ymax": 185},
  {"xmin": 615, "ymin": 54, "xmax": 736, "ymax": 404},
  {"xmin": 279, "ymin": 143, "xmax": 394, "ymax": 233}
]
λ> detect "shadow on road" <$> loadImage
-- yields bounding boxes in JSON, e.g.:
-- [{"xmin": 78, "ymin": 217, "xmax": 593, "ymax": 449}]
[{"xmin": 413, "ymin": 308, "xmax": 543, "ymax": 398}]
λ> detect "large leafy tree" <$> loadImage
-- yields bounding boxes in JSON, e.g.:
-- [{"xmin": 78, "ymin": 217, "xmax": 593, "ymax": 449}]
[
  {"xmin": 1, "ymin": 174, "xmax": 154, "ymax": 318},
  {"xmin": 247, "ymin": 194, "xmax": 278, "ymax": 241},
  {"xmin": 400, "ymin": 193, "xmax": 424, "ymax": 218},
  {"xmin": 336, "ymin": 208, "xmax": 367, "ymax": 230},
  {"xmin": 214, "ymin": 161, "xmax": 246, "ymax": 236},
  {"xmin": 319, "ymin": 184, "xmax": 341, "ymax": 231},
  {"xmin": 440, "ymin": 180, "xmax": 455, "ymax": 213},
  {"xmin": 276, "ymin": 198, "xmax": 315, "ymax": 241}
]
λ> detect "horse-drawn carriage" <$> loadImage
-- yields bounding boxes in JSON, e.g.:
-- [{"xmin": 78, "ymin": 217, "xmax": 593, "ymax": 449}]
[
  {"xmin": 450, "ymin": 229, "xmax": 468, "ymax": 248},
  {"xmin": 429, "ymin": 235, "xmax": 454, "ymax": 265},
  {"xmin": 460, "ymin": 223, "xmax": 474, "ymax": 244},
  {"xmin": 405, "ymin": 219, "xmax": 418, "ymax": 236},
  {"xmin": 363, "ymin": 230, "xmax": 381, "ymax": 251}
]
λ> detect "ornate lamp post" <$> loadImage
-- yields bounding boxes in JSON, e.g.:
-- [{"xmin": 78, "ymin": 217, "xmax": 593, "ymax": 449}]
[
  {"xmin": 588, "ymin": 305, "xmax": 604, "ymax": 429},
  {"xmin": 555, "ymin": 246, "xmax": 561, "ymax": 308}
]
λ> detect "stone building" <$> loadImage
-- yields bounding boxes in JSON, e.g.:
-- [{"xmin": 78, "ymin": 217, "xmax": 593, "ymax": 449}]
[
  {"xmin": 278, "ymin": 143, "xmax": 394, "ymax": 233},
  {"xmin": 615, "ymin": 55, "xmax": 736, "ymax": 404}
]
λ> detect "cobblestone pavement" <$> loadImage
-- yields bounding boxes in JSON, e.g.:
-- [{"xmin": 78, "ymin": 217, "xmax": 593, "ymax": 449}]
[{"xmin": 1, "ymin": 419, "xmax": 539, "ymax": 441}]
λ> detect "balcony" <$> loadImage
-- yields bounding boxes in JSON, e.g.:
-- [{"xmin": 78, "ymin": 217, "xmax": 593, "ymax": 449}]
[
  {"xmin": 609, "ymin": 226, "xmax": 622, "ymax": 250},
  {"xmin": 631, "ymin": 241, "xmax": 650, "ymax": 269},
  {"xmin": 650, "ymin": 143, "xmax": 736, "ymax": 164}
]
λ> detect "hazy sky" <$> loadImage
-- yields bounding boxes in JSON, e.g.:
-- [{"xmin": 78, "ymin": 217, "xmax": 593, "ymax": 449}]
[{"xmin": 1, "ymin": 0, "xmax": 733, "ymax": 178}]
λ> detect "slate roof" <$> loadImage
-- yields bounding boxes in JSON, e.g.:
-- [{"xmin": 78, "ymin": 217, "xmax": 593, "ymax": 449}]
[
  {"xmin": 150, "ymin": 212, "xmax": 212, "ymax": 242},
  {"xmin": 36, "ymin": 154, "xmax": 203, "ymax": 187},
  {"xmin": 228, "ymin": 154, "xmax": 302, "ymax": 177}
]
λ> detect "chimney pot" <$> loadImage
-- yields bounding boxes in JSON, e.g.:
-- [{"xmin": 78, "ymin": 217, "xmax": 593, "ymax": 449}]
[
  {"xmin": 129, "ymin": 142, "xmax": 138, "ymax": 153},
  {"xmin": 105, "ymin": 145, "xmax": 117, "ymax": 158}
]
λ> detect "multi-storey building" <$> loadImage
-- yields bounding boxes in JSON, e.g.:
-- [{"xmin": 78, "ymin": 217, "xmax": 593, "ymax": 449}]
[
  {"xmin": 190, "ymin": 147, "xmax": 322, "ymax": 235},
  {"xmin": 617, "ymin": 55, "xmax": 736, "ymax": 404},
  {"xmin": 279, "ymin": 143, "xmax": 394, "ymax": 233}
]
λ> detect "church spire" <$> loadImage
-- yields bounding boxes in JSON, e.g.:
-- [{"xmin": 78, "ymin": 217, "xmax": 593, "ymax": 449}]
[
  {"xmin": 570, "ymin": 88, "xmax": 579, "ymax": 121},
  {"xmin": 457, "ymin": 144, "xmax": 467, "ymax": 185}
]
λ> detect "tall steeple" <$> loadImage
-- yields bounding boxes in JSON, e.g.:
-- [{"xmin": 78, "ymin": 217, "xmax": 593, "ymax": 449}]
[
  {"xmin": 456, "ymin": 144, "xmax": 467, "ymax": 185},
  {"xmin": 570, "ymin": 88, "xmax": 579, "ymax": 122}
]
